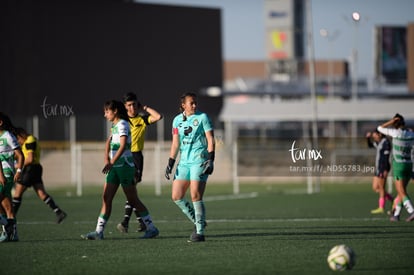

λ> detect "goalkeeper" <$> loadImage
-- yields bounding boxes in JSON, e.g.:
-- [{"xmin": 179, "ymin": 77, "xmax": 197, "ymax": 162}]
[{"xmin": 165, "ymin": 92, "xmax": 215, "ymax": 242}]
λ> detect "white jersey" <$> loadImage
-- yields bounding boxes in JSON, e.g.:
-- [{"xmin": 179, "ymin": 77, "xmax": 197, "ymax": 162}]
[
  {"xmin": 0, "ymin": 130, "xmax": 20, "ymax": 177},
  {"xmin": 377, "ymin": 126, "xmax": 414, "ymax": 164},
  {"xmin": 109, "ymin": 119, "xmax": 134, "ymax": 168}
]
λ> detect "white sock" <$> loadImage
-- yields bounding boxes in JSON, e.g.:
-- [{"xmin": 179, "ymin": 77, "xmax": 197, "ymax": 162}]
[
  {"xmin": 95, "ymin": 216, "xmax": 106, "ymax": 233},
  {"xmin": 394, "ymin": 203, "xmax": 402, "ymax": 217},
  {"xmin": 403, "ymin": 199, "xmax": 414, "ymax": 214}
]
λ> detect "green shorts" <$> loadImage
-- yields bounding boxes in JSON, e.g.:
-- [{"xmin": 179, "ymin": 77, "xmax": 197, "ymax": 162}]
[
  {"xmin": 392, "ymin": 161, "xmax": 413, "ymax": 181},
  {"xmin": 175, "ymin": 162, "xmax": 208, "ymax": 182},
  {"xmin": 106, "ymin": 165, "xmax": 135, "ymax": 187},
  {"xmin": 0, "ymin": 176, "xmax": 14, "ymax": 197}
]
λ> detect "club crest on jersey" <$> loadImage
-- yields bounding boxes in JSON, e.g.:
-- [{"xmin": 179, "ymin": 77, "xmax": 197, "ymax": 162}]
[{"xmin": 193, "ymin": 119, "xmax": 199, "ymax": 126}]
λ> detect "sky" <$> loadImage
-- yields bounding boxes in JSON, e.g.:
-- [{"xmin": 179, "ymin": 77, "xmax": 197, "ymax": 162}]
[{"xmin": 138, "ymin": 0, "xmax": 414, "ymax": 81}]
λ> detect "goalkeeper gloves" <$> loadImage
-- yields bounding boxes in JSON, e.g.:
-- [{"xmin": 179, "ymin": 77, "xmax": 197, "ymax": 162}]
[
  {"xmin": 201, "ymin": 151, "xmax": 215, "ymax": 175},
  {"xmin": 165, "ymin": 158, "xmax": 175, "ymax": 180}
]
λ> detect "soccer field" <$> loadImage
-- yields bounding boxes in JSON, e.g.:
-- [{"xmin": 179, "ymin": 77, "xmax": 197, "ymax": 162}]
[{"xmin": 1, "ymin": 182, "xmax": 414, "ymax": 275}]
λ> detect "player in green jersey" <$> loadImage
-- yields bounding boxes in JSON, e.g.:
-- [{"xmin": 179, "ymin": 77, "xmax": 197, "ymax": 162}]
[
  {"xmin": 0, "ymin": 112, "xmax": 24, "ymax": 242},
  {"xmin": 82, "ymin": 100, "xmax": 159, "ymax": 240},
  {"xmin": 378, "ymin": 114, "xmax": 414, "ymax": 222}
]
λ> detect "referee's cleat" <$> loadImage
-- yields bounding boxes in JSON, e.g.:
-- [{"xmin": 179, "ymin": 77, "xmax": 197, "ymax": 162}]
[
  {"xmin": 188, "ymin": 232, "xmax": 205, "ymax": 242},
  {"xmin": 56, "ymin": 211, "xmax": 67, "ymax": 224},
  {"xmin": 9, "ymin": 230, "xmax": 19, "ymax": 242},
  {"xmin": 117, "ymin": 223, "xmax": 128, "ymax": 233},
  {"xmin": 140, "ymin": 227, "xmax": 159, "ymax": 239},
  {"xmin": 81, "ymin": 231, "xmax": 104, "ymax": 240}
]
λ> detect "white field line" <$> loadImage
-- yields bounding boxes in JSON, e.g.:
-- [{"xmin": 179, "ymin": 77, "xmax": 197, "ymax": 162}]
[
  {"xmin": 206, "ymin": 217, "xmax": 386, "ymax": 222},
  {"xmin": 16, "ymin": 192, "xmax": 386, "ymax": 225},
  {"xmin": 203, "ymin": 192, "xmax": 258, "ymax": 201},
  {"xmin": 18, "ymin": 217, "xmax": 385, "ymax": 225}
]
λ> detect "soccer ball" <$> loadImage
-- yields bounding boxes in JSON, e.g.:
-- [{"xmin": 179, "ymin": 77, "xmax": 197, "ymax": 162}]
[{"xmin": 327, "ymin": 244, "xmax": 356, "ymax": 271}]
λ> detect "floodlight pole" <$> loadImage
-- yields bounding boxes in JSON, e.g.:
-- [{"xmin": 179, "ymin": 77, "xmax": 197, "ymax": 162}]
[
  {"xmin": 351, "ymin": 12, "xmax": 361, "ymax": 148},
  {"xmin": 305, "ymin": 0, "xmax": 320, "ymax": 193},
  {"xmin": 320, "ymin": 28, "xmax": 340, "ymax": 97},
  {"xmin": 351, "ymin": 12, "xmax": 360, "ymax": 101}
]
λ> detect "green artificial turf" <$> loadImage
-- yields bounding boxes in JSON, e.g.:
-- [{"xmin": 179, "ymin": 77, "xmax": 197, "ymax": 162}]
[{"xmin": 1, "ymin": 182, "xmax": 413, "ymax": 274}]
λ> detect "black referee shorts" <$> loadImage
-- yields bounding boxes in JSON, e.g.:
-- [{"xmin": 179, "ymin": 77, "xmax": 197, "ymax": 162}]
[{"xmin": 19, "ymin": 164, "xmax": 43, "ymax": 187}]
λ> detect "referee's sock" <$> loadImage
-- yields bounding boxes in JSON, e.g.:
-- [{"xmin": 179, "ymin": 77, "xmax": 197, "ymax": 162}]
[
  {"xmin": 12, "ymin": 197, "xmax": 22, "ymax": 215},
  {"xmin": 122, "ymin": 201, "xmax": 133, "ymax": 226},
  {"xmin": 43, "ymin": 195, "xmax": 63, "ymax": 215}
]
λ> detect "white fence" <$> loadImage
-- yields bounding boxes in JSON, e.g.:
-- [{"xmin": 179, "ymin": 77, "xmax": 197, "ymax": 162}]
[
  {"xmin": 41, "ymin": 141, "xmax": 233, "ymax": 196},
  {"xmin": 39, "ymin": 137, "xmax": 390, "ymax": 197}
]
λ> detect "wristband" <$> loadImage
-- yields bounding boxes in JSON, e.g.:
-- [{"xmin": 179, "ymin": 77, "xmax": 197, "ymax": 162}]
[{"xmin": 16, "ymin": 168, "xmax": 22, "ymax": 173}]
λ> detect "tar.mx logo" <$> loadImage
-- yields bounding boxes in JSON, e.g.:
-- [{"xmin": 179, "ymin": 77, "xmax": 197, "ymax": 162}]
[
  {"xmin": 40, "ymin": 96, "xmax": 74, "ymax": 119},
  {"xmin": 289, "ymin": 140, "xmax": 323, "ymax": 163}
]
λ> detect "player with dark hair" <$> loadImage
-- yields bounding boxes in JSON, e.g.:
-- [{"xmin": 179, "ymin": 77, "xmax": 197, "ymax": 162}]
[
  {"xmin": 116, "ymin": 92, "xmax": 163, "ymax": 233},
  {"xmin": 82, "ymin": 100, "xmax": 159, "ymax": 240},
  {"xmin": 0, "ymin": 112, "xmax": 24, "ymax": 242},
  {"xmin": 165, "ymin": 92, "xmax": 215, "ymax": 242},
  {"xmin": 366, "ymin": 129, "xmax": 393, "ymax": 214},
  {"xmin": 12, "ymin": 127, "xmax": 67, "ymax": 223},
  {"xmin": 378, "ymin": 113, "xmax": 414, "ymax": 222}
]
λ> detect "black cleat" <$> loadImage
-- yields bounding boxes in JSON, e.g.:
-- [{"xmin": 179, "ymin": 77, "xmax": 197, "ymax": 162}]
[
  {"xmin": 188, "ymin": 232, "xmax": 205, "ymax": 242},
  {"xmin": 56, "ymin": 211, "xmax": 67, "ymax": 224}
]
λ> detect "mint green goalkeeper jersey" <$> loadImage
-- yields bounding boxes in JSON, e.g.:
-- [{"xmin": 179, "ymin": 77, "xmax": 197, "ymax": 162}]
[
  {"xmin": 172, "ymin": 111, "xmax": 213, "ymax": 164},
  {"xmin": 110, "ymin": 119, "xmax": 134, "ymax": 168}
]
